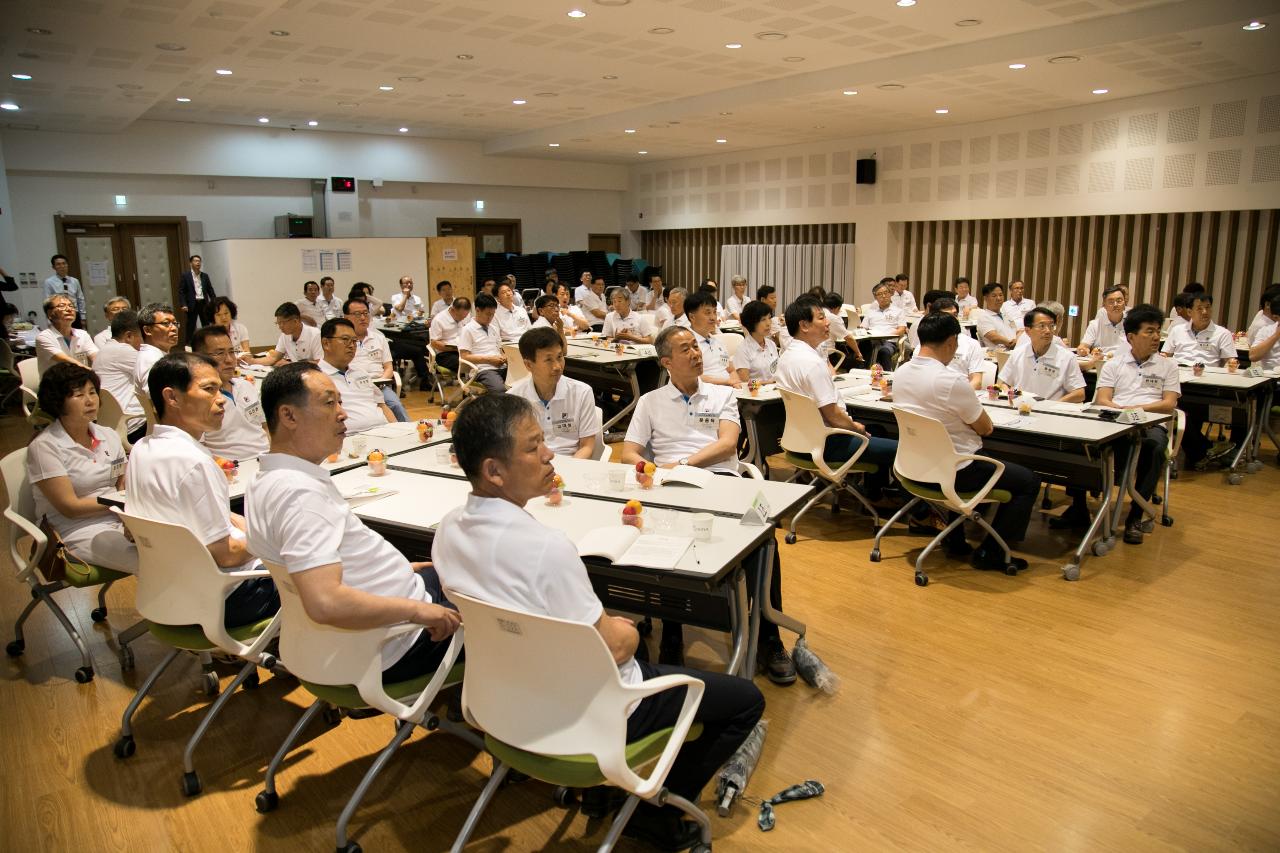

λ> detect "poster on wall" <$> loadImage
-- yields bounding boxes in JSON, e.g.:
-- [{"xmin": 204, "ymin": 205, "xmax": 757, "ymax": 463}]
[
  {"xmin": 482, "ymin": 235, "xmax": 505, "ymax": 254},
  {"xmin": 442, "ymin": 248, "xmax": 458, "ymax": 262},
  {"xmin": 337, "ymin": 249, "xmax": 353, "ymax": 271},
  {"xmin": 319, "ymin": 251, "xmax": 336, "ymax": 271},
  {"xmin": 86, "ymin": 260, "xmax": 111, "ymax": 287},
  {"xmin": 301, "ymin": 249, "xmax": 319, "ymax": 272}
]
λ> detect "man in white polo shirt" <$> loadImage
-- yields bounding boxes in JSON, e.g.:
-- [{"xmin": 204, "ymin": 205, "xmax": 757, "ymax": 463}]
[
  {"xmin": 245, "ymin": 362, "xmax": 460, "ymax": 681},
  {"xmin": 133, "ymin": 302, "xmax": 179, "ymax": 395},
  {"xmin": 860, "ymin": 280, "xmax": 908, "ymax": 369},
  {"xmin": 429, "ymin": 296, "xmax": 472, "ymax": 374},
  {"xmin": 35, "ymin": 294, "xmax": 97, "ymax": 374},
  {"xmin": 389, "ymin": 276, "xmax": 425, "ymax": 324},
  {"xmin": 317, "ymin": 277, "xmax": 342, "ymax": 322},
  {"xmin": 345, "ymin": 297, "xmax": 407, "ymax": 422},
  {"xmin": 191, "ymin": 325, "xmax": 269, "ymax": 462},
  {"xmin": 429, "ymin": 280, "xmax": 453, "ymax": 319},
  {"xmin": 1093, "ymin": 304, "xmax": 1180, "ymax": 544},
  {"xmin": 250, "ymin": 302, "xmax": 322, "ymax": 367},
  {"xmin": 296, "ymin": 280, "xmax": 326, "ymax": 327},
  {"xmin": 92, "ymin": 296, "xmax": 131, "ymax": 349},
  {"xmin": 578, "ymin": 275, "xmax": 608, "ymax": 326},
  {"xmin": 892, "ymin": 313, "xmax": 1040, "ymax": 572},
  {"xmin": 653, "ymin": 287, "xmax": 688, "ymax": 333},
  {"xmin": 602, "ymin": 287, "xmax": 653, "ymax": 344},
  {"xmin": 509, "ymin": 327, "xmax": 599, "ymax": 458},
  {"xmin": 623, "ymin": 275, "xmax": 650, "ymax": 312},
  {"xmin": 1247, "ymin": 293, "xmax": 1280, "ymax": 371},
  {"xmin": 126, "ymin": 352, "xmax": 278, "ymax": 626},
  {"xmin": 972, "ymin": 282, "xmax": 1018, "ymax": 353},
  {"xmin": 998, "ymin": 307, "xmax": 1086, "ymax": 403},
  {"xmin": 890, "ymin": 273, "xmax": 918, "ymax": 314},
  {"xmin": 821, "ymin": 291, "xmax": 865, "ymax": 365},
  {"xmin": 92, "ymin": 309, "xmax": 147, "ymax": 444},
  {"xmin": 529, "ymin": 294, "xmax": 567, "ymax": 339},
  {"xmin": 458, "ymin": 293, "xmax": 507, "ymax": 393},
  {"xmin": 573, "ymin": 270, "xmax": 593, "ymax": 305},
  {"xmin": 952, "ymin": 277, "xmax": 977, "ymax": 315},
  {"xmin": 684, "ymin": 290, "xmax": 738, "ymax": 387},
  {"xmin": 318, "ymin": 318, "xmax": 395, "ymax": 432},
  {"xmin": 1160, "ymin": 291, "xmax": 1234, "ymax": 365},
  {"xmin": 1000, "ymin": 279, "xmax": 1036, "ymax": 328},
  {"xmin": 433, "ymin": 393, "xmax": 762, "ymax": 851},
  {"xmin": 1077, "ymin": 286, "xmax": 1129, "ymax": 357},
  {"xmin": 494, "ymin": 282, "xmax": 532, "ymax": 343}
]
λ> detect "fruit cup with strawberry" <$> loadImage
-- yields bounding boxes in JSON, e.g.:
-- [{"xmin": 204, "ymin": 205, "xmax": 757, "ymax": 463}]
[
  {"xmin": 546, "ymin": 473, "xmax": 565, "ymax": 506},
  {"xmin": 621, "ymin": 499, "xmax": 644, "ymax": 529},
  {"xmin": 634, "ymin": 459, "xmax": 656, "ymax": 489}
]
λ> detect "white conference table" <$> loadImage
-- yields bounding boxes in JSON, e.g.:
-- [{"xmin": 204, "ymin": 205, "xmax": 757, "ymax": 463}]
[
  {"xmin": 1175, "ymin": 364, "xmax": 1277, "ymax": 482},
  {"xmin": 564, "ymin": 336, "xmax": 663, "ymax": 432}
]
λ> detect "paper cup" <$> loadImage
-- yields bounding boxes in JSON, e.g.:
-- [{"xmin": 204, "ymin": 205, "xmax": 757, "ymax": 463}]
[
  {"xmin": 608, "ymin": 468, "xmax": 626, "ymax": 491},
  {"xmin": 692, "ymin": 512, "xmax": 714, "ymax": 542}
]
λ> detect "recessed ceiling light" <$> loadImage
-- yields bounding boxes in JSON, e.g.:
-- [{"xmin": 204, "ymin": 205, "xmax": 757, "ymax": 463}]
[
  {"xmin": 269, "ymin": 29, "xmax": 290, "ymax": 36},
  {"xmin": 1092, "ymin": 88, "xmax": 1109, "ymax": 95},
  {"xmin": 842, "ymin": 89, "xmax": 858, "ymax": 95},
  {"xmin": 1049, "ymin": 54, "xmax": 1081, "ymax": 63},
  {"xmin": 896, "ymin": 0, "xmax": 917, "ymax": 6},
  {"xmin": 299, "ymin": 77, "xmax": 319, "ymax": 83},
  {"xmin": 720, "ymin": 111, "xmax": 733, "ymax": 116},
  {"xmin": 935, "ymin": 108, "xmax": 949, "ymax": 114},
  {"xmin": 755, "ymin": 31, "xmax": 787, "ymax": 40},
  {"xmin": 1008, "ymin": 63, "xmax": 1026, "ymax": 69},
  {"xmin": 17, "ymin": 52, "xmax": 40, "ymax": 60},
  {"xmin": 878, "ymin": 82, "xmax": 905, "ymax": 90},
  {"xmin": 456, "ymin": 54, "xmax": 474, "ymax": 60},
  {"xmin": 379, "ymin": 85, "xmax": 394, "ymax": 91},
  {"xmin": 307, "ymin": 120, "xmax": 318, "ymax": 126},
  {"xmin": 624, "ymin": 128, "xmax": 636, "ymax": 133},
  {"xmin": 602, "ymin": 74, "xmax": 618, "ymax": 80},
  {"xmin": 637, "ymin": 150, "xmax": 648, "ymax": 154},
  {"xmin": 215, "ymin": 68, "xmax": 233, "ymax": 75},
  {"xmin": 258, "ymin": 116, "xmax": 269, "ymax": 123},
  {"xmin": 512, "ymin": 99, "xmax": 527, "ymax": 105},
  {"xmin": 567, "ymin": 9, "xmax": 586, "ymax": 18},
  {"xmin": 548, "ymin": 142, "xmax": 561, "ymax": 147},
  {"xmin": 1243, "ymin": 20, "xmax": 1267, "ymax": 30},
  {"xmin": 155, "ymin": 42, "xmax": 185, "ymax": 51},
  {"xmin": 813, "ymin": 124, "xmax": 825, "ymax": 129},
  {"xmin": 715, "ymin": 138, "xmax": 727, "ymax": 143},
  {"xmin": 593, "ymin": 0, "xmax": 631, "ymax": 6},
  {"xmin": 954, "ymin": 18, "xmax": 981, "ymax": 27},
  {"xmin": 399, "ymin": 127, "xmax": 409, "ymax": 132},
  {"xmin": 12, "ymin": 73, "xmax": 33, "ymax": 80},
  {"xmin": 0, "ymin": 103, "xmax": 20, "ymax": 111},
  {"xmin": 117, "ymin": 83, "xmax": 143, "ymax": 90},
  {"xmin": 725, "ymin": 42, "xmax": 743, "ymax": 49},
  {"xmin": 648, "ymin": 27, "xmax": 674, "ymax": 35},
  {"xmin": 25, "ymin": 27, "xmax": 52, "ymax": 36},
  {"xmin": 782, "ymin": 56, "xmax": 805, "ymax": 62},
  {"xmin": 175, "ymin": 97, "xmax": 191, "ymax": 102},
  {"xmin": 398, "ymin": 76, "xmax": 423, "ymax": 83}
]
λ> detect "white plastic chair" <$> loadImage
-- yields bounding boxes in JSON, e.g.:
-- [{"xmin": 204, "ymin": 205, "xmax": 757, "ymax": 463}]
[
  {"xmin": 502, "ymin": 343, "xmax": 529, "ymax": 388},
  {"xmin": 135, "ymin": 391, "xmax": 158, "ymax": 435},
  {"xmin": 96, "ymin": 387, "xmax": 134, "ymax": 451},
  {"xmin": 448, "ymin": 593, "xmax": 711, "ymax": 853},
  {"xmin": 18, "ymin": 356, "xmax": 39, "ymax": 417},
  {"xmin": 593, "ymin": 406, "xmax": 610, "ymax": 460},
  {"xmin": 870, "ymin": 408, "xmax": 1016, "ymax": 586},
  {"xmin": 979, "ymin": 360, "xmax": 997, "ymax": 387},
  {"xmin": 1127, "ymin": 409, "xmax": 1185, "ymax": 532},
  {"xmin": 253, "ymin": 561, "xmax": 476, "ymax": 851},
  {"xmin": 777, "ymin": 387, "xmax": 880, "ymax": 543},
  {"xmin": 0, "ymin": 340, "xmax": 22, "ymax": 410},
  {"xmin": 713, "ymin": 332, "xmax": 742, "ymax": 361},
  {"xmin": 1, "ymin": 449, "xmax": 142, "ymax": 683},
  {"xmin": 113, "ymin": 510, "xmax": 280, "ymax": 796}
]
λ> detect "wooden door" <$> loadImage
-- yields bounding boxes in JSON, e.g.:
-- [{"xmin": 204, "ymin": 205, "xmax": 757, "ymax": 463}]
[
  {"xmin": 437, "ymin": 218, "xmax": 522, "ymax": 255},
  {"xmin": 588, "ymin": 233, "xmax": 621, "ymax": 254},
  {"xmin": 427, "ymin": 236, "xmax": 476, "ymax": 300}
]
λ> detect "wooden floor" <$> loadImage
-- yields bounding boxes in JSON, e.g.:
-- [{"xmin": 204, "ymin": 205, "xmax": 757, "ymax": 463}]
[{"xmin": 3, "ymin": 391, "xmax": 1279, "ymax": 852}]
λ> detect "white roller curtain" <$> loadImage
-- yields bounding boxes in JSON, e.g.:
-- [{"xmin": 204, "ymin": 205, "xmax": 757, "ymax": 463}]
[{"xmin": 719, "ymin": 243, "xmax": 856, "ymax": 306}]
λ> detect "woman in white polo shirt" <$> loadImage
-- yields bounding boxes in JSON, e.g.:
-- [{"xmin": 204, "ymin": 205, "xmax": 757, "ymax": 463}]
[
  {"xmin": 731, "ymin": 300, "xmax": 779, "ymax": 383},
  {"xmin": 25, "ymin": 363, "xmax": 136, "ymax": 573},
  {"xmin": 210, "ymin": 297, "xmax": 251, "ymax": 357}
]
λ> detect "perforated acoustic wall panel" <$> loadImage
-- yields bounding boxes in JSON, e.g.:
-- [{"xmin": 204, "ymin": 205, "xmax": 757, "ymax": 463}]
[
  {"xmin": 897, "ymin": 209, "xmax": 1280, "ymax": 341},
  {"xmin": 641, "ymin": 223, "xmax": 855, "ymax": 293},
  {"xmin": 719, "ymin": 244, "xmax": 856, "ymax": 308}
]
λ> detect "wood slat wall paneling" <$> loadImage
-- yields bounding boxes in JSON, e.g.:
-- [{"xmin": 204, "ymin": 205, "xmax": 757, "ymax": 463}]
[{"xmin": 896, "ymin": 209, "xmax": 1280, "ymax": 341}]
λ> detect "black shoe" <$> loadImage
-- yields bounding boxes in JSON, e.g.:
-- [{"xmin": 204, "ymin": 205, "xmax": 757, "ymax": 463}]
[
  {"xmin": 1123, "ymin": 522, "xmax": 1145, "ymax": 545},
  {"xmin": 658, "ymin": 643, "xmax": 685, "ymax": 667},
  {"xmin": 346, "ymin": 707, "xmax": 383, "ymax": 719},
  {"xmin": 943, "ymin": 537, "xmax": 973, "ymax": 558},
  {"xmin": 581, "ymin": 785, "xmax": 628, "ymax": 818},
  {"xmin": 971, "ymin": 548, "xmax": 1028, "ymax": 572},
  {"xmin": 758, "ymin": 641, "xmax": 797, "ymax": 686},
  {"xmin": 622, "ymin": 808, "xmax": 702, "ymax": 852},
  {"xmin": 1049, "ymin": 505, "xmax": 1092, "ymax": 530}
]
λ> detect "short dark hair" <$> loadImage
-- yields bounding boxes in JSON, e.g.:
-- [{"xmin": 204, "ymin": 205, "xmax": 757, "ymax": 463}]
[
  {"xmin": 303, "ymin": 280, "xmax": 318, "ymax": 293},
  {"xmin": 452, "ymin": 296, "xmax": 473, "ymax": 312},
  {"xmin": 343, "ymin": 297, "xmax": 370, "ymax": 315},
  {"xmin": 1266, "ymin": 294, "xmax": 1280, "ymax": 316},
  {"xmin": 1023, "ymin": 307, "xmax": 1057, "ymax": 328},
  {"xmin": 534, "ymin": 294, "xmax": 557, "ymax": 312},
  {"xmin": 756, "ymin": 285, "xmax": 776, "ymax": 301},
  {"xmin": 38, "ymin": 362, "xmax": 99, "ymax": 418},
  {"xmin": 930, "ymin": 297, "xmax": 958, "ymax": 314},
  {"xmin": 275, "ymin": 302, "xmax": 302, "ymax": 319},
  {"xmin": 189, "ymin": 254, "xmax": 202, "ymax": 263},
  {"xmin": 871, "ymin": 281, "xmax": 892, "ymax": 296},
  {"xmin": 698, "ymin": 282, "xmax": 718, "ymax": 295},
  {"xmin": 1189, "ymin": 292, "xmax": 1214, "ymax": 307},
  {"xmin": 1259, "ymin": 283, "xmax": 1280, "ymax": 307},
  {"xmin": 474, "ymin": 293, "xmax": 497, "ymax": 312},
  {"xmin": 626, "ymin": 274, "xmax": 640, "ymax": 284},
  {"xmin": 110, "ymin": 309, "xmax": 140, "ymax": 339},
  {"xmin": 453, "ymin": 393, "xmax": 538, "ymax": 481},
  {"xmin": 210, "ymin": 295, "xmax": 238, "ymax": 321},
  {"xmin": 190, "ymin": 325, "xmax": 231, "ymax": 352},
  {"xmin": 915, "ymin": 312, "xmax": 962, "ymax": 346},
  {"xmin": 1102, "ymin": 285, "xmax": 1126, "ymax": 301},
  {"xmin": 821, "ymin": 292, "xmax": 844, "ymax": 312},
  {"xmin": 518, "ymin": 326, "xmax": 564, "ymax": 361},
  {"xmin": 148, "ymin": 351, "xmax": 218, "ymax": 419},
  {"xmin": 1182, "ymin": 281, "xmax": 1205, "ymax": 294},
  {"xmin": 261, "ymin": 362, "xmax": 322, "ymax": 433},
  {"xmin": 954, "ymin": 276, "xmax": 970, "ymax": 287},
  {"xmin": 785, "ymin": 295, "xmax": 823, "ymax": 336},
  {"xmin": 349, "ymin": 282, "xmax": 373, "ymax": 300},
  {"xmin": 1172, "ymin": 292, "xmax": 1195, "ymax": 311},
  {"xmin": 139, "ymin": 303, "xmax": 175, "ymax": 329},
  {"xmin": 895, "ymin": 273, "xmax": 910, "ymax": 282},
  {"xmin": 51, "ymin": 254, "xmax": 68, "ymax": 266},
  {"xmin": 981, "ymin": 282, "xmax": 1003, "ymax": 298},
  {"xmin": 1, "ymin": 304, "xmax": 19, "ymax": 319},
  {"xmin": 922, "ymin": 289, "xmax": 951, "ymax": 310},
  {"xmin": 1123, "ymin": 304, "xmax": 1165, "ymax": 336},
  {"xmin": 436, "ymin": 280, "xmax": 452, "ymax": 293},
  {"xmin": 646, "ymin": 271, "xmax": 662, "ymax": 283},
  {"xmin": 320, "ymin": 276, "xmax": 334, "ymax": 287},
  {"xmin": 683, "ymin": 290, "xmax": 717, "ymax": 317},
  {"xmin": 879, "ymin": 277, "xmax": 894, "ymax": 286},
  {"xmin": 320, "ymin": 317, "xmax": 355, "ymax": 338},
  {"xmin": 740, "ymin": 300, "xmax": 772, "ymax": 332}
]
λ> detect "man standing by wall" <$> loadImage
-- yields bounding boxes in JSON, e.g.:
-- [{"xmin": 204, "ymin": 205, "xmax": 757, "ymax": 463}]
[
  {"xmin": 43, "ymin": 254, "xmax": 86, "ymax": 328},
  {"xmin": 178, "ymin": 254, "xmax": 216, "ymax": 342}
]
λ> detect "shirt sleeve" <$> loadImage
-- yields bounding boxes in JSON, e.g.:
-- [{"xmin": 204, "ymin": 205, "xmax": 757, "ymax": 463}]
[
  {"xmin": 34, "ymin": 331, "xmax": 60, "ymax": 361},
  {"xmin": 1082, "ymin": 320, "xmax": 1099, "ymax": 348},
  {"xmin": 1159, "ymin": 327, "xmax": 1178, "ymax": 354},
  {"xmin": 576, "ymin": 386, "xmax": 601, "ymax": 440},
  {"xmin": 602, "ymin": 314, "xmax": 616, "ymax": 337},
  {"xmin": 717, "ymin": 389, "xmax": 741, "ymax": 426},
  {"xmin": 537, "ymin": 535, "xmax": 604, "ymax": 626},
  {"xmin": 1161, "ymin": 360, "xmax": 1182, "ymax": 395},
  {"xmin": 1001, "ymin": 349, "xmax": 1028, "ymax": 387},
  {"xmin": 183, "ymin": 464, "xmax": 236, "ymax": 547},
  {"xmin": 276, "ymin": 488, "xmax": 347, "ymax": 572},
  {"xmin": 80, "ymin": 331, "xmax": 99, "ymax": 358},
  {"xmin": 945, "ymin": 372, "xmax": 984, "ymax": 424},
  {"xmin": 1215, "ymin": 331, "xmax": 1235, "ymax": 361},
  {"xmin": 1062, "ymin": 355, "xmax": 1087, "ymax": 393},
  {"xmin": 623, "ymin": 393, "xmax": 654, "ymax": 450},
  {"xmin": 1096, "ymin": 358, "xmax": 1121, "ymax": 390},
  {"xmin": 25, "ymin": 433, "xmax": 68, "ymax": 485}
]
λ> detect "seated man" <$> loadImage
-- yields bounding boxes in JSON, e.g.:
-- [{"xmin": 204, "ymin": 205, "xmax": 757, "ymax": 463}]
[
  {"xmin": 92, "ymin": 309, "xmax": 147, "ymax": 444},
  {"xmin": 891, "ymin": 273, "xmax": 918, "ymax": 314},
  {"xmin": 1247, "ymin": 293, "xmax": 1280, "ymax": 371},
  {"xmin": 318, "ymin": 318, "xmax": 395, "ymax": 432},
  {"xmin": 1169, "ymin": 292, "xmax": 1194, "ymax": 332},
  {"xmin": 623, "ymin": 274, "xmax": 650, "ymax": 312},
  {"xmin": 250, "ymin": 302, "xmax": 322, "ymax": 366},
  {"xmin": 998, "ymin": 307, "xmax": 1086, "ymax": 403},
  {"xmin": 652, "ymin": 286, "xmax": 688, "ymax": 332},
  {"xmin": 893, "ymin": 313, "xmax": 1040, "ymax": 571},
  {"xmin": 578, "ymin": 276, "xmax": 609, "ymax": 327},
  {"xmin": 1077, "ymin": 286, "xmax": 1128, "ymax": 357},
  {"xmin": 554, "ymin": 284, "xmax": 591, "ymax": 333},
  {"xmin": 530, "ymin": 294, "xmax": 567, "ymax": 339},
  {"xmin": 126, "ymin": 352, "xmax": 278, "ymax": 627},
  {"xmin": 494, "ymin": 282, "xmax": 531, "ymax": 343},
  {"xmin": 573, "ymin": 270, "xmax": 593, "ymax": 305},
  {"xmin": 1245, "ymin": 283, "xmax": 1280, "ymax": 338},
  {"xmin": 428, "ymin": 296, "xmax": 473, "ymax": 374},
  {"xmin": 36, "ymin": 294, "xmax": 97, "ymax": 374},
  {"xmin": 1161, "ymin": 291, "xmax": 1238, "ymax": 469},
  {"xmin": 775, "ymin": 296, "xmax": 899, "ymax": 499},
  {"xmin": 621, "ymin": 326, "xmax": 796, "ymax": 682},
  {"xmin": 190, "ymin": 325, "xmax": 269, "ymax": 462},
  {"xmin": 684, "ymin": 290, "xmax": 739, "ymax": 387},
  {"xmin": 92, "ymin": 296, "xmax": 131, "ymax": 349},
  {"xmin": 602, "ymin": 287, "xmax": 653, "ymax": 344},
  {"xmin": 429, "ymin": 280, "xmax": 453, "ymax": 319},
  {"xmin": 133, "ymin": 302, "xmax": 179, "ymax": 396},
  {"xmin": 245, "ymin": 363, "xmax": 460, "ymax": 682},
  {"xmin": 509, "ymin": 327, "xmax": 600, "ymax": 458},
  {"xmin": 389, "ymin": 276, "xmax": 424, "ymax": 324},
  {"xmin": 756, "ymin": 285, "xmax": 791, "ymax": 351},
  {"xmin": 316, "ymin": 276, "xmax": 342, "ymax": 323},
  {"xmin": 952, "ymin": 276, "xmax": 977, "ymax": 315},
  {"xmin": 726, "ymin": 275, "xmax": 749, "ymax": 321},
  {"xmin": 906, "ymin": 289, "xmax": 953, "ymax": 352},
  {"xmin": 972, "ymin": 282, "xmax": 1018, "ymax": 352},
  {"xmin": 1092, "ymin": 305, "xmax": 1180, "ymax": 544},
  {"xmin": 860, "ymin": 280, "xmax": 907, "ymax": 369},
  {"xmin": 296, "ymin": 280, "xmax": 326, "ymax": 328},
  {"xmin": 1000, "ymin": 279, "xmax": 1035, "ymax": 328},
  {"xmin": 821, "ymin": 292, "xmax": 864, "ymax": 365},
  {"xmin": 345, "ymin": 297, "xmax": 408, "ymax": 421},
  {"xmin": 434, "ymin": 393, "xmax": 763, "ymax": 851},
  {"xmin": 458, "ymin": 293, "xmax": 508, "ymax": 393},
  {"xmin": 921, "ymin": 298, "xmax": 985, "ymax": 389}
]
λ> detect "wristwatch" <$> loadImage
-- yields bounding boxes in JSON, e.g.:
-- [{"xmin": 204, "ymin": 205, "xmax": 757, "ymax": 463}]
[{"xmin": 678, "ymin": 457, "xmax": 689, "ymax": 467}]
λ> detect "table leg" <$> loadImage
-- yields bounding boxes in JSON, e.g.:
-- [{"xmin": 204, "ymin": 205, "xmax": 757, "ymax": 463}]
[
  {"xmin": 1224, "ymin": 393, "xmax": 1256, "ymax": 481},
  {"xmin": 755, "ymin": 538, "xmax": 805, "ymax": 638},
  {"xmin": 1064, "ymin": 444, "xmax": 1116, "ymax": 580},
  {"xmin": 599, "ymin": 366, "xmax": 641, "ymax": 433},
  {"xmin": 742, "ymin": 408, "xmax": 763, "ymax": 472},
  {"xmin": 1108, "ymin": 435, "xmax": 1138, "ymax": 541},
  {"xmin": 726, "ymin": 570, "xmax": 750, "ymax": 679},
  {"xmin": 1262, "ymin": 386, "xmax": 1279, "ymax": 456}
]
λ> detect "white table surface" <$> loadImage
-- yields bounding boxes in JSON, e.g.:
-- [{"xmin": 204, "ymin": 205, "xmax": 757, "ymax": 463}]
[
  {"xmin": 565, "ymin": 337, "xmax": 656, "ymax": 364},
  {"xmin": 386, "ymin": 449, "xmax": 813, "ymax": 520},
  {"xmin": 1176, "ymin": 365, "xmax": 1276, "ymax": 390},
  {"xmin": 842, "ymin": 394, "xmax": 1152, "ymax": 442}
]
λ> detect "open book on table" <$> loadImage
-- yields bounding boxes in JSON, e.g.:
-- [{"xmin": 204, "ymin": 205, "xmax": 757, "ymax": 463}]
[
  {"xmin": 653, "ymin": 464, "xmax": 715, "ymax": 488},
  {"xmin": 577, "ymin": 527, "xmax": 692, "ymax": 570}
]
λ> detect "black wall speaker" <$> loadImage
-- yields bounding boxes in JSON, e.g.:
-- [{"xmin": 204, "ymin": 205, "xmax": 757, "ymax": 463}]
[{"xmin": 855, "ymin": 158, "xmax": 876, "ymax": 185}]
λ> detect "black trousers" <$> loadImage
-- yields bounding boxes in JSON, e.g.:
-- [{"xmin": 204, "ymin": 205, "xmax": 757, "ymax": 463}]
[
  {"xmin": 382, "ymin": 565, "xmax": 458, "ymax": 681},
  {"xmin": 859, "ymin": 339, "xmax": 899, "ymax": 371},
  {"xmin": 937, "ymin": 458, "xmax": 1040, "ymax": 547},
  {"xmin": 433, "ymin": 349, "xmax": 459, "ymax": 374},
  {"xmin": 223, "ymin": 576, "xmax": 280, "ymax": 629},
  {"xmin": 183, "ymin": 299, "xmax": 209, "ymax": 343},
  {"xmin": 1180, "ymin": 403, "xmax": 1246, "ymax": 465},
  {"xmin": 626, "ymin": 659, "xmax": 764, "ymax": 803},
  {"xmin": 391, "ymin": 338, "xmax": 429, "ymax": 388}
]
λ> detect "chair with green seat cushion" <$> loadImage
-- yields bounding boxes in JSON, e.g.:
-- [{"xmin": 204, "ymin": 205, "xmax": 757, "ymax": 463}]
[
  {"xmin": 1, "ymin": 448, "xmax": 144, "ymax": 683},
  {"xmin": 449, "ymin": 593, "xmax": 713, "ymax": 853},
  {"xmin": 254, "ymin": 561, "xmax": 477, "ymax": 853},
  {"xmin": 871, "ymin": 407, "xmax": 1019, "ymax": 586},
  {"xmin": 114, "ymin": 511, "xmax": 281, "ymax": 797},
  {"xmin": 778, "ymin": 387, "xmax": 882, "ymax": 545}
]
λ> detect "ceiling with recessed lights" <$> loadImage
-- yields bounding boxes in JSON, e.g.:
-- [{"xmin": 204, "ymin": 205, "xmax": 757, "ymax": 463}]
[{"xmin": 0, "ymin": 0, "xmax": 1276, "ymax": 164}]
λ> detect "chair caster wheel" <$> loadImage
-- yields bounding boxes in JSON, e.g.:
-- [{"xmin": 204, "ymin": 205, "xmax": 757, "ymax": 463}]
[
  {"xmin": 322, "ymin": 704, "xmax": 344, "ymax": 725},
  {"xmin": 6, "ymin": 639, "xmax": 24, "ymax": 657},
  {"xmin": 914, "ymin": 573, "xmax": 928, "ymax": 587},
  {"xmin": 242, "ymin": 671, "xmax": 260, "ymax": 690},
  {"xmin": 553, "ymin": 786, "xmax": 578, "ymax": 807},
  {"xmin": 255, "ymin": 790, "xmax": 279, "ymax": 813},
  {"xmin": 869, "ymin": 549, "xmax": 880, "ymax": 562},
  {"xmin": 785, "ymin": 532, "xmax": 797, "ymax": 544},
  {"xmin": 1228, "ymin": 473, "xmax": 1244, "ymax": 485},
  {"xmin": 202, "ymin": 671, "xmax": 220, "ymax": 697},
  {"xmin": 181, "ymin": 771, "xmax": 202, "ymax": 797},
  {"xmin": 338, "ymin": 841, "xmax": 363, "ymax": 853},
  {"xmin": 113, "ymin": 735, "xmax": 136, "ymax": 759},
  {"xmin": 1150, "ymin": 493, "xmax": 1162, "ymax": 505},
  {"xmin": 1247, "ymin": 460, "xmax": 1264, "ymax": 474},
  {"xmin": 74, "ymin": 666, "xmax": 94, "ymax": 684},
  {"xmin": 1062, "ymin": 564, "xmax": 1080, "ymax": 581},
  {"xmin": 691, "ymin": 843, "xmax": 712, "ymax": 853},
  {"xmin": 1091, "ymin": 540, "xmax": 1111, "ymax": 557},
  {"xmin": 119, "ymin": 646, "xmax": 135, "ymax": 671},
  {"xmin": 91, "ymin": 607, "xmax": 108, "ymax": 623},
  {"xmin": 1161, "ymin": 515, "xmax": 1173, "ymax": 527}
]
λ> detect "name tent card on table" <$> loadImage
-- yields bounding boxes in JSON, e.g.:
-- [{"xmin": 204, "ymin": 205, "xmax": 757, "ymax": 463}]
[{"xmin": 740, "ymin": 491, "xmax": 771, "ymax": 526}]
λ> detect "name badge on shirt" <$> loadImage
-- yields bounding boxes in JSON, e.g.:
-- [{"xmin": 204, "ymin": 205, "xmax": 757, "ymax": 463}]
[
  {"xmin": 352, "ymin": 374, "xmax": 374, "ymax": 392},
  {"xmin": 75, "ymin": 351, "xmax": 92, "ymax": 366},
  {"xmin": 1035, "ymin": 361, "xmax": 1060, "ymax": 379},
  {"xmin": 552, "ymin": 414, "xmax": 576, "ymax": 436},
  {"xmin": 110, "ymin": 457, "xmax": 127, "ymax": 479},
  {"xmin": 1140, "ymin": 374, "xmax": 1162, "ymax": 390},
  {"xmin": 242, "ymin": 399, "xmax": 264, "ymax": 423},
  {"xmin": 690, "ymin": 411, "xmax": 718, "ymax": 430}
]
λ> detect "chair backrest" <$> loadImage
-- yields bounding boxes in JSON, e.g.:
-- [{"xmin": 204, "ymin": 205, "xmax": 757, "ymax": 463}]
[
  {"xmin": 135, "ymin": 391, "xmax": 157, "ymax": 432},
  {"xmin": 713, "ymin": 332, "xmax": 742, "ymax": 361},
  {"xmin": 889, "ymin": 407, "xmax": 965, "ymax": 485},
  {"xmin": 593, "ymin": 406, "xmax": 609, "ymax": 460},
  {"xmin": 979, "ymin": 360, "xmax": 997, "ymax": 387},
  {"xmin": 860, "ymin": 302, "xmax": 875, "ymax": 320},
  {"xmin": 18, "ymin": 357, "xmax": 39, "ymax": 391},
  {"xmin": 96, "ymin": 387, "xmax": 131, "ymax": 450},
  {"xmin": 0, "ymin": 339, "xmax": 15, "ymax": 373},
  {"xmin": 1, "ymin": 448, "xmax": 47, "ymax": 580},
  {"xmin": 989, "ymin": 348, "xmax": 1011, "ymax": 374},
  {"xmin": 502, "ymin": 344, "xmax": 529, "ymax": 387},
  {"xmin": 777, "ymin": 387, "xmax": 834, "ymax": 459}
]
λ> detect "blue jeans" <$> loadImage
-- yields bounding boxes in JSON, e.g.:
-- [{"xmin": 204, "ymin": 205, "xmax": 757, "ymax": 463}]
[
  {"xmin": 381, "ymin": 385, "xmax": 408, "ymax": 421},
  {"xmin": 816, "ymin": 433, "xmax": 898, "ymax": 495}
]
